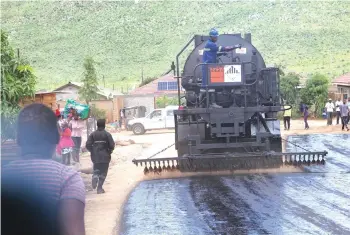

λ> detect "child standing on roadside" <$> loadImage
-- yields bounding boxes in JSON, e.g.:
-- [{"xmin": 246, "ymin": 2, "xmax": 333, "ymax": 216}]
[{"xmin": 56, "ymin": 121, "xmax": 75, "ymax": 165}]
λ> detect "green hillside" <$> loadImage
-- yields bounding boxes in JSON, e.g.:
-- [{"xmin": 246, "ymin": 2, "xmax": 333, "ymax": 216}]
[{"xmin": 1, "ymin": 1, "xmax": 350, "ymax": 90}]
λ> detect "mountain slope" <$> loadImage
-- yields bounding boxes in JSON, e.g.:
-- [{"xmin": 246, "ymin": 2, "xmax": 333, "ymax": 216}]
[{"xmin": 1, "ymin": 1, "xmax": 350, "ymax": 90}]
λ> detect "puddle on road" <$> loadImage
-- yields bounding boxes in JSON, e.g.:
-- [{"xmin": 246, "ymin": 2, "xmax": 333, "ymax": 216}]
[{"xmin": 120, "ymin": 134, "xmax": 350, "ymax": 235}]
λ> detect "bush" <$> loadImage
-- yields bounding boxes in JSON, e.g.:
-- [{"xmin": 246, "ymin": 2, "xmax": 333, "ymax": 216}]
[
  {"xmin": 90, "ymin": 104, "xmax": 106, "ymax": 119},
  {"xmin": 300, "ymin": 73, "xmax": 329, "ymax": 118},
  {"xmin": 155, "ymin": 95, "xmax": 178, "ymax": 108},
  {"xmin": 1, "ymin": 30, "xmax": 36, "ymax": 143},
  {"xmin": 1, "ymin": 104, "xmax": 20, "ymax": 143},
  {"xmin": 280, "ymin": 72, "xmax": 301, "ymax": 105}
]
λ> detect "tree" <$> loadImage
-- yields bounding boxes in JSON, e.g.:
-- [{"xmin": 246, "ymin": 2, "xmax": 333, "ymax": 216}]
[
  {"xmin": 1, "ymin": 30, "xmax": 37, "ymax": 142},
  {"xmin": 156, "ymin": 95, "xmax": 178, "ymax": 108},
  {"xmin": 79, "ymin": 57, "xmax": 99, "ymax": 104},
  {"xmin": 280, "ymin": 72, "xmax": 301, "ymax": 105},
  {"xmin": 90, "ymin": 104, "xmax": 106, "ymax": 120},
  {"xmin": 301, "ymin": 73, "xmax": 329, "ymax": 117},
  {"xmin": 275, "ymin": 63, "xmax": 286, "ymax": 77}
]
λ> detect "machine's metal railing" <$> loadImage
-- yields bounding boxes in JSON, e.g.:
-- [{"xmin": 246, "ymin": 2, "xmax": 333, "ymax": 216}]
[
  {"xmin": 175, "ymin": 36, "xmax": 196, "ymax": 106},
  {"xmin": 132, "ymin": 151, "xmax": 328, "ymax": 174}
]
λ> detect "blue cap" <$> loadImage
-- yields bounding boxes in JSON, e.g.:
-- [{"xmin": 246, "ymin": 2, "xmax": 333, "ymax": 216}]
[{"xmin": 209, "ymin": 28, "xmax": 219, "ymax": 37}]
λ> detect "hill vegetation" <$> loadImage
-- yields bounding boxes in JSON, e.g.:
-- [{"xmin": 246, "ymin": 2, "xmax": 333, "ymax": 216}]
[{"xmin": 1, "ymin": 1, "xmax": 350, "ymax": 90}]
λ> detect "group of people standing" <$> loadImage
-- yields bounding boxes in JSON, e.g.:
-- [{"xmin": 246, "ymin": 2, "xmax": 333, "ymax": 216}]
[
  {"xmin": 56, "ymin": 104, "xmax": 115, "ymax": 194},
  {"xmin": 283, "ymin": 98, "xmax": 350, "ymax": 132},
  {"xmin": 56, "ymin": 106, "xmax": 85, "ymax": 166},
  {"xmin": 283, "ymin": 104, "xmax": 309, "ymax": 130},
  {"xmin": 325, "ymin": 98, "xmax": 350, "ymax": 131}
]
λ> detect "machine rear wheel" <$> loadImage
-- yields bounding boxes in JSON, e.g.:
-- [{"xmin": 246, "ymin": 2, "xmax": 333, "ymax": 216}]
[{"xmin": 132, "ymin": 124, "xmax": 145, "ymax": 135}]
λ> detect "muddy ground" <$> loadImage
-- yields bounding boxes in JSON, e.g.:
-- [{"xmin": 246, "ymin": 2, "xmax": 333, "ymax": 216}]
[{"xmin": 81, "ymin": 119, "xmax": 349, "ymax": 235}]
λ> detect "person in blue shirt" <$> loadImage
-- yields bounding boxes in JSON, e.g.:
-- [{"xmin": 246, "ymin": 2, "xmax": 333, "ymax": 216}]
[
  {"xmin": 201, "ymin": 28, "xmax": 242, "ymax": 87},
  {"xmin": 201, "ymin": 28, "xmax": 241, "ymax": 108}
]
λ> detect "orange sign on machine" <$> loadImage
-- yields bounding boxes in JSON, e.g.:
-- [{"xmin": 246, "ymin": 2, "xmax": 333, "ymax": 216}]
[
  {"xmin": 209, "ymin": 65, "xmax": 242, "ymax": 84},
  {"xmin": 209, "ymin": 67, "xmax": 224, "ymax": 83}
]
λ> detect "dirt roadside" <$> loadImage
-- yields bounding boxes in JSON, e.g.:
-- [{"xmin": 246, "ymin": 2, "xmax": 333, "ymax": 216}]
[{"xmin": 82, "ymin": 119, "xmax": 349, "ymax": 235}]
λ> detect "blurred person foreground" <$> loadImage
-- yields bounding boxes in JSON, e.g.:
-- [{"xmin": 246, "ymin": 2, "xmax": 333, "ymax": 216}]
[{"xmin": 1, "ymin": 103, "xmax": 86, "ymax": 235}]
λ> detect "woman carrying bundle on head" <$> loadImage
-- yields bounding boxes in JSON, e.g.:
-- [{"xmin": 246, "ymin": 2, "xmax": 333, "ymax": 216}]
[{"xmin": 56, "ymin": 120, "xmax": 75, "ymax": 165}]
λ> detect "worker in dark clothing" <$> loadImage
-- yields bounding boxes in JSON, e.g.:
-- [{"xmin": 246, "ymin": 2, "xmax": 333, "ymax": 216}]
[
  {"xmin": 86, "ymin": 119, "xmax": 115, "ymax": 194},
  {"xmin": 202, "ymin": 28, "xmax": 242, "ymax": 108},
  {"xmin": 340, "ymin": 100, "xmax": 349, "ymax": 131}
]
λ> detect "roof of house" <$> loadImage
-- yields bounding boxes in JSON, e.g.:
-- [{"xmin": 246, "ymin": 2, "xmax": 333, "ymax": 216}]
[
  {"xmin": 128, "ymin": 74, "xmax": 182, "ymax": 96},
  {"xmin": 53, "ymin": 81, "xmax": 122, "ymax": 98},
  {"xmin": 35, "ymin": 89, "xmax": 71, "ymax": 95},
  {"xmin": 332, "ymin": 72, "xmax": 350, "ymax": 86}
]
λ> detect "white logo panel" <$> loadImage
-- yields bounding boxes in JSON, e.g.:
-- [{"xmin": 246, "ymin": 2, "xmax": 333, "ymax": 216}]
[
  {"xmin": 235, "ymin": 48, "xmax": 247, "ymax": 54},
  {"xmin": 224, "ymin": 65, "xmax": 242, "ymax": 83}
]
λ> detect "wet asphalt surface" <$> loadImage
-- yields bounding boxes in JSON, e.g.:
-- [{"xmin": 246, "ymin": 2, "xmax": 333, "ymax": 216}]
[{"xmin": 121, "ymin": 134, "xmax": 350, "ymax": 235}]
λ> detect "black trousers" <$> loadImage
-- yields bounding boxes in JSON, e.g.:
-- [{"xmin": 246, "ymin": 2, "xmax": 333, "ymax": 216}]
[
  {"xmin": 336, "ymin": 111, "xmax": 341, "ymax": 124},
  {"xmin": 71, "ymin": 137, "xmax": 82, "ymax": 162},
  {"xmin": 93, "ymin": 163, "xmax": 109, "ymax": 181},
  {"xmin": 72, "ymin": 136, "xmax": 82, "ymax": 150},
  {"xmin": 327, "ymin": 112, "xmax": 333, "ymax": 125},
  {"xmin": 341, "ymin": 116, "xmax": 349, "ymax": 130},
  {"xmin": 304, "ymin": 116, "xmax": 309, "ymax": 129},
  {"xmin": 283, "ymin": 116, "xmax": 291, "ymax": 130}
]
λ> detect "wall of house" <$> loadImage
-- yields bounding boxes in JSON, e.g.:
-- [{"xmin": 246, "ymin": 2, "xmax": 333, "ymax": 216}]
[
  {"xmin": 89, "ymin": 100, "xmax": 114, "ymax": 122},
  {"xmin": 57, "ymin": 99, "xmax": 114, "ymax": 122},
  {"xmin": 56, "ymin": 85, "xmax": 80, "ymax": 101},
  {"xmin": 20, "ymin": 93, "xmax": 56, "ymax": 111},
  {"xmin": 112, "ymin": 96, "xmax": 124, "ymax": 121},
  {"xmin": 336, "ymin": 85, "xmax": 350, "ymax": 96},
  {"xmin": 123, "ymin": 95, "xmax": 155, "ymax": 115},
  {"xmin": 55, "ymin": 85, "xmax": 106, "ymax": 101},
  {"xmin": 329, "ymin": 84, "xmax": 350, "ymax": 100}
]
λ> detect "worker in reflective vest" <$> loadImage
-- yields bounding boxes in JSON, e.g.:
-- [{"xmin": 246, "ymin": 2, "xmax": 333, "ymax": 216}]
[{"xmin": 283, "ymin": 105, "xmax": 292, "ymax": 130}]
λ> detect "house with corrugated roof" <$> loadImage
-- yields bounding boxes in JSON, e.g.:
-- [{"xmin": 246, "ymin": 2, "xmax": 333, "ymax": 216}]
[
  {"xmin": 53, "ymin": 81, "xmax": 122, "ymax": 101},
  {"xmin": 329, "ymin": 72, "xmax": 350, "ymax": 100},
  {"xmin": 128, "ymin": 74, "xmax": 182, "ymax": 96},
  {"xmin": 52, "ymin": 81, "xmax": 124, "ymax": 122},
  {"xmin": 124, "ymin": 74, "xmax": 183, "ymax": 115}
]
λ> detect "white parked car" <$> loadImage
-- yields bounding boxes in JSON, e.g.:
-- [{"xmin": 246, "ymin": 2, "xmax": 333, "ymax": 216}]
[{"xmin": 127, "ymin": 106, "xmax": 179, "ymax": 135}]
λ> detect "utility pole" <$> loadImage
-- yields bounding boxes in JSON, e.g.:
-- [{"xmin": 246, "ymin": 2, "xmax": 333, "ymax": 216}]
[{"xmin": 141, "ymin": 67, "xmax": 144, "ymax": 83}]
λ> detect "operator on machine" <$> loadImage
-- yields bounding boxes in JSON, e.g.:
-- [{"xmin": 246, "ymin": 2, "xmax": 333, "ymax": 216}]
[{"xmin": 201, "ymin": 28, "xmax": 242, "ymax": 108}]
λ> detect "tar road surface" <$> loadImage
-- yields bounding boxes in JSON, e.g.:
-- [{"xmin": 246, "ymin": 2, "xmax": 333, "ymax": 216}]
[{"xmin": 121, "ymin": 134, "xmax": 350, "ymax": 235}]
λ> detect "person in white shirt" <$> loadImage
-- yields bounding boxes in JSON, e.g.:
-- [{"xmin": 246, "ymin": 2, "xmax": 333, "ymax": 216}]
[
  {"xmin": 70, "ymin": 113, "xmax": 85, "ymax": 163},
  {"xmin": 335, "ymin": 98, "xmax": 342, "ymax": 125},
  {"xmin": 325, "ymin": 98, "xmax": 335, "ymax": 126},
  {"xmin": 120, "ymin": 108, "xmax": 125, "ymax": 129}
]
